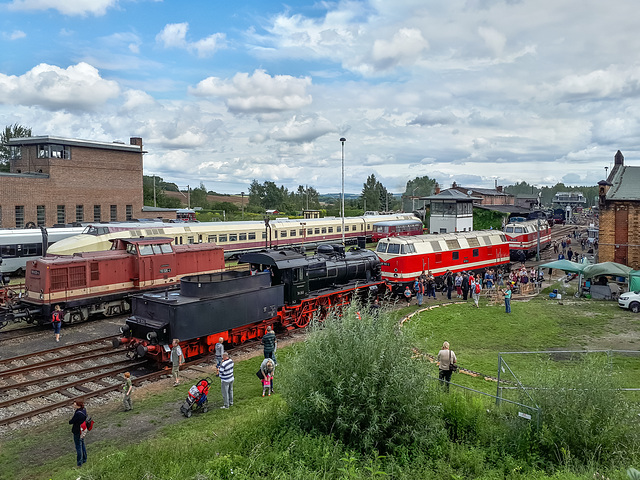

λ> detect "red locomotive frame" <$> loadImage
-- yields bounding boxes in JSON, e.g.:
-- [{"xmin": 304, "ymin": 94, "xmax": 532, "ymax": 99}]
[
  {"xmin": 503, "ymin": 219, "xmax": 551, "ymax": 258},
  {"xmin": 375, "ymin": 230, "xmax": 510, "ymax": 291},
  {"xmin": 17, "ymin": 237, "xmax": 225, "ymax": 325}
]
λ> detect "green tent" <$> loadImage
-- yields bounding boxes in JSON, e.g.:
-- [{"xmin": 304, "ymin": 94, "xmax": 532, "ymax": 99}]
[
  {"xmin": 539, "ymin": 259, "xmax": 586, "ymax": 274},
  {"xmin": 582, "ymin": 262, "xmax": 633, "ymax": 279},
  {"xmin": 630, "ymin": 270, "xmax": 640, "ymax": 292}
]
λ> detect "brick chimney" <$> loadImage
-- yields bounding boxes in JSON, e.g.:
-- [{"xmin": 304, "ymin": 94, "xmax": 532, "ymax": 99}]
[
  {"xmin": 451, "ymin": 181, "xmax": 457, "ymax": 188},
  {"xmin": 496, "ymin": 186, "xmax": 503, "ymax": 193},
  {"xmin": 434, "ymin": 183, "xmax": 441, "ymax": 195},
  {"xmin": 130, "ymin": 137, "xmax": 143, "ymax": 148}
]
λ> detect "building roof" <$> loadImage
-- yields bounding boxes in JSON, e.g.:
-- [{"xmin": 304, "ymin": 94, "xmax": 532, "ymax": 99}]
[
  {"xmin": 420, "ymin": 189, "xmax": 480, "ymax": 201},
  {"xmin": 6, "ymin": 136, "xmax": 143, "ymax": 153},
  {"xmin": 474, "ymin": 204, "xmax": 532, "ymax": 215},
  {"xmin": 457, "ymin": 186, "xmax": 513, "ymax": 197},
  {"xmin": 606, "ymin": 165, "xmax": 640, "ymax": 201}
]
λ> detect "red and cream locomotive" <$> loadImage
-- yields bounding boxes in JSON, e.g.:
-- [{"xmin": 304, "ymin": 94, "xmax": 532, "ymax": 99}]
[
  {"xmin": 0, "ymin": 237, "xmax": 225, "ymax": 328},
  {"xmin": 375, "ymin": 230, "xmax": 510, "ymax": 292},
  {"xmin": 503, "ymin": 218, "xmax": 551, "ymax": 259}
]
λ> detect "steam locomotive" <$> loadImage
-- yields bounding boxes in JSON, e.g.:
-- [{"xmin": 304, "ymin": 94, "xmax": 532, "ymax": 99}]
[
  {"xmin": 0, "ymin": 237, "xmax": 225, "ymax": 329},
  {"xmin": 114, "ymin": 245, "xmax": 382, "ymax": 363}
]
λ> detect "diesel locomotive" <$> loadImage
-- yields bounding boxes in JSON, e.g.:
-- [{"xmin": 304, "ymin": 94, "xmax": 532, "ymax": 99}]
[
  {"xmin": 0, "ymin": 237, "xmax": 225, "ymax": 329},
  {"xmin": 114, "ymin": 245, "xmax": 383, "ymax": 363}
]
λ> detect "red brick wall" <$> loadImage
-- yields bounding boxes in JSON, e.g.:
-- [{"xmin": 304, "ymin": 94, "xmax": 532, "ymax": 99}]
[
  {"xmin": 598, "ymin": 201, "xmax": 640, "ymax": 269},
  {"xmin": 0, "ymin": 143, "xmax": 143, "ymax": 228}
]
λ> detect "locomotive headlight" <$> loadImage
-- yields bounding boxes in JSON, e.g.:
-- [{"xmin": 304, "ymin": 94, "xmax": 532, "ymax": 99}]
[{"xmin": 146, "ymin": 332, "xmax": 158, "ymax": 341}]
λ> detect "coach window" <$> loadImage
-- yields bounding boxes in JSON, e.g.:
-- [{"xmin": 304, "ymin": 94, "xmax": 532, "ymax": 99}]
[
  {"xmin": 249, "ymin": 232, "xmax": 256, "ymax": 240},
  {"xmin": 160, "ymin": 244, "xmax": 173, "ymax": 254},
  {"xmin": 452, "ymin": 252, "xmax": 459, "ymax": 260},
  {"xmin": 299, "ymin": 229, "xmax": 304, "ymax": 236},
  {"xmin": 337, "ymin": 227, "xmax": 341, "ymax": 233},
  {"xmin": 307, "ymin": 228, "xmax": 313, "ymax": 235},
  {"xmin": 23, "ymin": 244, "xmax": 41, "ymax": 256},
  {"xmin": 321, "ymin": 227, "xmax": 327, "ymax": 234},
  {"xmin": 376, "ymin": 243, "xmax": 387, "ymax": 253},
  {"xmin": 219, "ymin": 235, "xmax": 227, "ymax": 242},
  {"xmin": 15, "ymin": 205, "xmax": 25, "ymax": 228},
  {"xmin": 328, "ymin": 227, "xmax": 333, "ymax": 233},
  {"xmin": 281, "ymin": 231, "xmax": 287, "ymax": 238},
  {"xmin": 239, "ymin": 233, "xmax": 247, "ymax": 241},
  {"xmin": 229, "ymin": 234, "xmax": 238, "ymax": 242},
  {"xmin": 314, "ymin": 228, "xmax": 320, "ymax": 234},
  {"xmin": 472, "ymin": 249, "xmax": 479, "ymax": 257},
  {"xmin": 57, "ymin": 205, "xmax": 65, "ymax": 224},
  {"xmin": 387, "ymin": 243, "xmax": 400, "ymax": 254},
  {"xmin": 37, "ymin": 205, "xmax": 46, "ymax": 226},
  {"xmin": 1, "ymin": 245, "xmax": 17, "ymax": 257},
  {"xmin": 186, "ymin": 236, "xmax": 194, "ymax": 244},
  {"xmin": 290, "ymin": 230, "xmax": 296, "ymax": 237}
]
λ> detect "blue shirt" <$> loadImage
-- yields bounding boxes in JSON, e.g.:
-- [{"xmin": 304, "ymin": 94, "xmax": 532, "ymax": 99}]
[{"xmin": 218, "ymin": 358, "xmax": 234, "ymax": 382}]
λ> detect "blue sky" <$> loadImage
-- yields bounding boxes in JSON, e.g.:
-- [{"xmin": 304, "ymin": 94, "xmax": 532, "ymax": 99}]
[{"xmin": 1, "ymin": 0, "xmax": 639, "ymax": 195}]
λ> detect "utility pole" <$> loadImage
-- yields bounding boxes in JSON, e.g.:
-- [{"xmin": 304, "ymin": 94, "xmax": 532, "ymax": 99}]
[{"xmin": 153, "ymin": 175, "xmax": 157, "ymax": 207}]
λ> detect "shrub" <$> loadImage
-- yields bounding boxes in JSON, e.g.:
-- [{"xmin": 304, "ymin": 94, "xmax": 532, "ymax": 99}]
[{"xmin": 280, "ymin": 301, "xmax": 447, "ymax": 453}]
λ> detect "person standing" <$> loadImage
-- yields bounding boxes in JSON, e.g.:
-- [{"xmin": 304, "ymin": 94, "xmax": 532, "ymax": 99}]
[
  {"xmin": 471, "ymin": 274, "xmax": 481, "ymax": 308},
  {"xmin": 503, "ymin": 285, "xmax": 512, "ymax": 314},
  {"xmin": 403, "ymin": 285, "xmax": 412, "ymax": 305},
  {"xmin": 445, "ymin": 270, "xmax": 453, "ymax": 300},
  {"xmin": 262, "ymin": 326, "xmax": 277, "ymax": 362},
  {"xmin": 69, "ymin": 400, "xmax": 88, "ymax": 467},
  {"xmin": 414, "ymin": 277, "xmax": 424, "ymax": 306},
  {"xmin": 52, "ymin": 304, "xmax": 63, "ymax": 342},
  {"xmin": 170, "ymin": 338, "xmax": 184, "ymax": 386},
  {"xmin": 122, "ymin": 372, "xmax": 133, "ymax": 411},
  {"xmin": 426, "ymin": 271, "xmax": 436, "ymax": 299},
  {"xmin": 454, "ymin": 272, "xmax": 463, "ymax": 298},
  {"xmin": 218, "ymin": 352, "xmax": 234, "ymax": 408},
  {"xmin": 214, "ymin": 337, "xmax": 225, "ymax": 368},
  {"xmin": 437, "ymin": 341, "xmax": 457, "ymax": 392},
  {"xmin": 461, "ymin": 272, "xmax": 470, "ymax": 300}
]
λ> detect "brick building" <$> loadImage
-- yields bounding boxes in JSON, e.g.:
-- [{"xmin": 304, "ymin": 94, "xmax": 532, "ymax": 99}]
[
  {"xmin": 598, "ymin": 150, "xmax": 640, "ymax": 269},
  {"xmin": 450, "ymin": 182, "xmax": 515, "ymax": 205},
  {"xmin": 0, "ymin": 136, "xmax": 152, "ymax": 228}
]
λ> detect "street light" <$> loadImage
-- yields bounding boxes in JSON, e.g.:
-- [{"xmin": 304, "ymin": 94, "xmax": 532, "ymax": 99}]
[
  {"xmin": 340, "ymin": 137, "xmax": 346, "ymax": 247},
  {"xmin": 241, "ymin": 191, "xmax": 244, "ymax": 219}
]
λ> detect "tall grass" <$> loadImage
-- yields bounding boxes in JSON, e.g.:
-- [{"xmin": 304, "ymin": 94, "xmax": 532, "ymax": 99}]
[{"xmin": 279, "ymin": 301, "xmax": 448, "ymax": 454}]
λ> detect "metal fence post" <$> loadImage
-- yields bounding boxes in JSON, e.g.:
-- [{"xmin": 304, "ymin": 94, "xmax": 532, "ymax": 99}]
[{"xmin": 496, "ymin": 354, "xmax": 502, "ymax": 405}]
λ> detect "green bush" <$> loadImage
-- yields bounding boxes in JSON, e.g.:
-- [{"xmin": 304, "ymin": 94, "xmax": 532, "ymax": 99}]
[
  {"xmin": 279, "ymin": 301, "xmax": 447, "ymax": 453},
  {"xmin": 527, "ymin": 355, "xmax": 638, "ymax": 468}
]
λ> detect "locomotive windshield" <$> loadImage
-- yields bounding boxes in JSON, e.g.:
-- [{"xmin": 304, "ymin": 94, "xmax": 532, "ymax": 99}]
[{"xmin": 376, "ymin": 243, "xmax": 388, "ymax": 253}]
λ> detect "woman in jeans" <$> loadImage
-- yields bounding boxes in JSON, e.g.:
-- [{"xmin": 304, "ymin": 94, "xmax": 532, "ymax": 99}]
[
  {"xmin": 437, "ymin": 341, "xmax": 457, "ymax": 392},
  {"xmin": 69, "ymin": 399, "xmax": 88, "ymax": 467}
]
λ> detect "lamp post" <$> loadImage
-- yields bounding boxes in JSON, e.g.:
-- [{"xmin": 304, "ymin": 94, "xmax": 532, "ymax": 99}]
[
  {"xmin": 412, "ymin": 186, "xmax": 418, "ymax": 211},
  {"xmin": 340, "ymin": 137, "xmax": 346, "ymax": 247},
  {"xmin": 241, "ymin": 191, "xmax": 244, "ymax": 220},
  {"xmin": 153, "ymin": 174, "xmax": 157, "ymax": 207}
]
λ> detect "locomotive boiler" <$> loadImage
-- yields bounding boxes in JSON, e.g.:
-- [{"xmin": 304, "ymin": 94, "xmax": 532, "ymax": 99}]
[
  {"xmin": 115, "ymin": 245, "xmax": 383, "ymax": 363},
  {"xmin": 0, "ymin": 237, "xmax": 225, "ymax": 329}
]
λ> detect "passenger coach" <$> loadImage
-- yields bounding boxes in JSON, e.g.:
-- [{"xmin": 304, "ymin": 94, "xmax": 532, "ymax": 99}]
[{"xmin": 376, "ymin": 231, "xmax": 510, "ymax": 292}]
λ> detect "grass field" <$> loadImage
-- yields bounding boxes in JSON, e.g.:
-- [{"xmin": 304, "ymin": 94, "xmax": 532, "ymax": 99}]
[{"xmin": 1, "ymin": 283, "xmax": 639, "ymax": 480}]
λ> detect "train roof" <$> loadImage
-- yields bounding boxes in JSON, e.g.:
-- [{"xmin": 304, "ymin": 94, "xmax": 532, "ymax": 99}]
[
  {"xmin": 372, "ymin": 219, "xmax": 422, "ymax": 227},
  {"xmin": 238, "ymin": 249, "xmax": 309, "ymax": 269},
  {"xmin": 112, "ymin": 237, "xmax": 174, "ymax": 245},
  {"xmin": 378, "ymin": 230, "xmax": 505, "ymax": 244}
]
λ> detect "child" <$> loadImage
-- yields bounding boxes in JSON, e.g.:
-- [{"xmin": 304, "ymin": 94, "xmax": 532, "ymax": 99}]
[{"xmin": 262, "ymin": 373, "xmax": 273, "ymax": 397}]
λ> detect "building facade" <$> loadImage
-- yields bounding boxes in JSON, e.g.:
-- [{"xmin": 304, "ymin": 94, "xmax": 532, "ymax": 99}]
[
  {"xmin": 421, "ymin": 189, "xmax": 475, "ymax": 233},
  {"xmin": 450, "ymin": 182, "xmax": 515, "ymax": 205},
  {"xmin": 0, "ymin": 136, "xmax": 146, "ymax": 228},
  {"xmin": 598, "ymin": 150, "xmax": 640, "ymax": 269}
]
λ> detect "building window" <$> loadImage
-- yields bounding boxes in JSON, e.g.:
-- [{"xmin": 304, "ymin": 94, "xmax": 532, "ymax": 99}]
[
  {"xmin": 76, "ymin": 205, "xmax": 84, "ymax": 223},
  {"xmin": 37, "ymin": 144, "xmax": 70, "ymax": 159},
  {"xmin": 57, "ymin": 205, "xmax": 65, "ymax": 224},
  {"xmin": 37, "ymin": 205, "xmax": 46, "ymax": 226},
  {"xmin": 110, "ymin": 205, "xmax": 117, "ymax": 221},
  {"xmin": 126, "ymin": 205, "xmax": 133, "ymax": 221},
  {"xmin": 15, "ymin": 206, "xmax": 25, "ymax": 228},
  {"xmin": 94, "ymin": 205, "xmax": 101, "ymax": 222}
]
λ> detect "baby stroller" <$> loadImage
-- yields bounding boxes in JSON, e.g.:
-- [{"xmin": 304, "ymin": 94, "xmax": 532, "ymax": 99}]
[{"xmin": 180, "ymin": 378, "xmax": 212, "ymax": 418}]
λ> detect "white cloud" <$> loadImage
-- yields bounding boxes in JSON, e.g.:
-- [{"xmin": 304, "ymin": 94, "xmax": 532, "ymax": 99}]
[
  {"xmin": 190, "ymin": 69, "xmax": 312, "ymax": 114},
  {"xmin": 3, "ymin": 30, "xmax": 26, "ymax": 40},
  {"xmin": 156, "ymin": 23, "xmax": 226, "ymax": 57},
  {"xmin": 7, "ymin": 0, "xmax": 118, "ymax": 16},
  {"xmin": 477, "ymin": 26, "xmax": 506, "ymax": 56},
  {"xmin": 269, "ymin": 115, "xmax": 336, "ymax": 143},
  {"xmin": 370, "ymin": 28, "xmax": 429, "ymax": 71},
  {"xmin": 0, "ymin": 62, "xmax": 120, "ymax": 111}
]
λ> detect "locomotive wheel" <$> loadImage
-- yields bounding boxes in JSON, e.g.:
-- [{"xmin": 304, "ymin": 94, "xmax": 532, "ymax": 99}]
[{"xmin": 294, "ymin": 311, "xmax": 312, "ymax": 328}]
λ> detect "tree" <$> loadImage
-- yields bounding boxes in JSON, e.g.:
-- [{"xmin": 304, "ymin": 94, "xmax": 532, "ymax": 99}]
[
  {"xmin": 401, "ymin": 176, "xmax": 437, "ymax": 212},
  {"xmin": 143, "ymin": 175, "xmax": 182, "ymax": 208},
  {"xmin": 361, "ymin": 174, "xmax": 381, "ymax": 212},
  {"xmin": 0, "ymin": 123, "xmax": 32, "ymax": 172},
  {"xmin": 189, "ymin": 182, "xmax": 209, "ymax": 209}
]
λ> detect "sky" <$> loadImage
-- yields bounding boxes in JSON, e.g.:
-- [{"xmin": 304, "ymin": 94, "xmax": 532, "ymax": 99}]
[{"xmin": 1, "ymin": 0, "xmax": 639, "ymax": 195}]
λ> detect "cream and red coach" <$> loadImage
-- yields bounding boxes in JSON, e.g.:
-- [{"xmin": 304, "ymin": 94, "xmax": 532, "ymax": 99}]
[
  {"xmin": 376, "ymin": 230, "xmax": 511, "ymax": 293},
  {"xmin": 1, "ymin": 238, "xmax": 224, "ymax": 328}
]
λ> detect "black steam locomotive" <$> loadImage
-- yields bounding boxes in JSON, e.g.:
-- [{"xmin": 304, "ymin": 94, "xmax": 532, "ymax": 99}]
[{"xmin": 115, "ymin": 245, "xmax": 383, "ymax": 363}]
